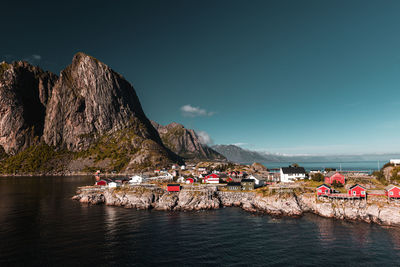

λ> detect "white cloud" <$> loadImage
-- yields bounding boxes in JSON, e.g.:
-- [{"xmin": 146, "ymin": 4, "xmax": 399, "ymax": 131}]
[
  {"xmin": 32, "ymin": 54, "xmax": 41, "ymax": 60},
  {"xmin": 180, "ymin": 104, "xmax": 215, "ymax": 117},
  {"xmin": 23, "ymin": 54, "xmax": 42, "ymax": 65},
  {"xmin": 197, "ymin": 130, "xmax": 213, "ymax": 145}
]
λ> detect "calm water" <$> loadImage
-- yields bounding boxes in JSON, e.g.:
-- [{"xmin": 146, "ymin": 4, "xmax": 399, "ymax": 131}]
[
  {"xmin": 1, "ymin": 176, "xmax": 400, "ymax": 266},
  {"xmin": 262, "ymin": 161, "xmax": 382, "ymax": 172}
]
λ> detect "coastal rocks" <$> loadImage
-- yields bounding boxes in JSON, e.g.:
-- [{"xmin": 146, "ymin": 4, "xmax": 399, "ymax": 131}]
[
  {"xmin": 252, "ymin": 194, "xmax": 303, "ymax": 216},
  {"xmin": 0, "ymin": 61, "xmax": 57, "ymax": 154},
  {"xmin": 217, "ymin": 191, "xmax": 254, "ymax": 207},
  {"xmin": 154, "ymin": 193, "xmax": 179, "ymax": 210},
  {"xmin": 299, "ymin": 194, "xmax": 400, "ymax": 227},
  {"xmin": 251, "ymin": 162, "xmax": 268, "ymax": 172},
  {"xmin": 174, "ymin": 190, "xmax": 220, "ymax": 210},
  {"xmin": 73, "ymin": 187, "xmax": 400, "ymax": 227},
  {"xmin": 73, "ymin": 192, "xmax": 105, "ymax": 205}
]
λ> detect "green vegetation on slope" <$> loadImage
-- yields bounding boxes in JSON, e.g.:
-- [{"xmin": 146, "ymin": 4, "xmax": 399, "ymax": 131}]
[
  {"xmin": 0, "ymin": 62, "xmax": 10, "ymax": 77},
  {"xmin": 0, "ymin": 143, "xmax": 70, "ymax": 174},
  {"xmin": 74, "ymin": 128, "xmax": 141, "ymax": 172}
]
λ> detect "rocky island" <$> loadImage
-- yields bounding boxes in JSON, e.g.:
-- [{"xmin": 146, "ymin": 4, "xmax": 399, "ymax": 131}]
[{"xmin": 73, "ymin": 183, "xmax": 400, "ymax": 227}]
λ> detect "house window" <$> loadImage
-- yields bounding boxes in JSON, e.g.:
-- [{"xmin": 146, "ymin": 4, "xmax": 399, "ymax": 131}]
[
  {"xmin": 390, "ymin": 191, "xmax": 394, "ymax": 196},
  {"xmin": 318, "ymin": 190, "xmax": 321, "ymax": 193},
  {"xmin": 325, "ymin": 190, "xmax": 329, "ymax": 193},
  {"xmin": 361, "ymin": 191, "xmax": 365, "ymax": 195},
  {"xmin": 353, "ymin": 191, "xmax": 356, "ymax": 195}
]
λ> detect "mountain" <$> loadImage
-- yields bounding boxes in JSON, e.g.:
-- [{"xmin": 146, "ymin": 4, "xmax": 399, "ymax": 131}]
[
  {"xmin": 212, "ymin": 144, "xmax": 282, "ymax": 163},
  {"xmin": 0, "ymin": 53, "xmax": 181, "ymax": 174},
  {"xmin": 212, "ymin": 144, "xmax": 400, "ymax": 164},
  {"xmin": 0, "ymin": 61, "xmax": 57, "ymax": 155},
  {"xmin": 152, "ymin": 121, "xmax": 226, "ymax": 161}
]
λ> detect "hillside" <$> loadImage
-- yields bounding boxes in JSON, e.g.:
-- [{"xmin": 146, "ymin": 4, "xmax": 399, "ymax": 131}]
[
  {"xmin": 152, "ymin": 121, "xmax": 226, "ymax": 162},
  {"xmin": 211, "ymin": 144, "xmax": 281, "ymax": 163}
]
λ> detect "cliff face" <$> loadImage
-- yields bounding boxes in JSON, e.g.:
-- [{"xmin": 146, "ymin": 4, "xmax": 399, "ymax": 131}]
[
  {"xmin": 0, "ymin": 61, "xmax": 57, "ymax": 154},
  {"xmin": 152, "ymin": 121, "xmax": 225, "ymax": 161},
  {"xmin": 44, "ymin": 53, "xmax": 162, "ymax": 151}
]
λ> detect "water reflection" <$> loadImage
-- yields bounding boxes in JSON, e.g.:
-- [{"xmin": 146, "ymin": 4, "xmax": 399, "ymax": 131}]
[{"xmin": 1, "ymin": 176, "xmax": 400, "ymax": 266}]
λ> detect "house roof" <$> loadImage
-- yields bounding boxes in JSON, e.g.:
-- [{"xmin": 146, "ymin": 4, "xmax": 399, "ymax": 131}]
[
  {"xmin": 349, "ymin": 184, "xmax": 366, "ymax": 190},
  {"xmin": 281, "ymin": 166, "xmax": 306, "ymax": 174},
  {"xmin": 385, "ymin": 184, "xmax": 400, "ymax": 191},
  {"xmin": 325, "ymin": 171, "xmax": 337, "ymax": 177},
  {"xmin": 317, "ymin": 184, "xmax": 331, "ymax": 189},
  {"xmin": 328, "ymin": 172, "xmax": 344, "ymax": 178},
  {"xmin": 227, "ymin": 182, "xmax": 241, "ymax": 186},
  {"xmin": 241, "ymin": 179, "xmax": 255, "ymax": 183}
]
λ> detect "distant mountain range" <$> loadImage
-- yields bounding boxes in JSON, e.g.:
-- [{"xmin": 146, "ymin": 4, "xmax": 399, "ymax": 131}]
[
  {"xmin": 212, "ymin": 145, "xmax": 282, "ymax": 163},
  {"xmin": 212, "ymin": 144, "xmax": 400, "ymax": 164}
]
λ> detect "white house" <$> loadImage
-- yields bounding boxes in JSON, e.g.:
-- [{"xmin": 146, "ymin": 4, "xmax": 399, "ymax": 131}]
[
  {"xmin": 204, "ymin": 174, "xmax": 220, "ymax": 184},
  {"xmin": 248, "ymin": 175, "xmax": 265, "ymax": 187},
  {"xmin": 177, "ymin": 177, "xmax": 185, "ymax": 183},
  {"xmin": 108, "ymin": 182, "xmax": 117, "ymax": 188},
  {"xmin": 129, "ymin": 175, "xmax": 144, "ymax": 184},
  {"xmin": 280, "ymin": 166, "xmax": 307, "ymax": 183},
  {"xmin": 390, "ymin": 159, "xmax": 400, "ymax": 166}
]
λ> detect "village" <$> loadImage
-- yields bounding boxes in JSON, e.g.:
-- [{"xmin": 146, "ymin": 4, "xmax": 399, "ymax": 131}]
[{"xmin": 91, "ymin": 159, "xmax": 400, "ymax": 202}]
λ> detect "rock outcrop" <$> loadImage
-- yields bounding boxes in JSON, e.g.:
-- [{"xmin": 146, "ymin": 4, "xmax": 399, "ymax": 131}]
[
  {"xmin": 251, "ymin": 162, "xmax": 268, "ymax": 172},
  {"xmin": 152, "ymin": 121, "xmax": 225, "ymax": 161},
  {"xmin": 0, "ymin": 61, "xmax": 57, "ymax": 154},
  {"xmin": 44, "ymin": 53, "xmax": 164, "ymax": 152},
  {"xmin": 74, "ymin": 187, "xmax": 400, "ymax": 227}
]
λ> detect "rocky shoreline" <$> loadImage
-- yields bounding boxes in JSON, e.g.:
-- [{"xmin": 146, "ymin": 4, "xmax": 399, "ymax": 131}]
[{"xmin": 73, "ymin": 186, "xmax": 400, "ymax": 227}]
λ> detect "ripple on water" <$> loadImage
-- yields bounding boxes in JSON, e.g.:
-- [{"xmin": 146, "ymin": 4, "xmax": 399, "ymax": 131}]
[{"xmin": 1, "ymin": 177, "xmax": 400, "ymax": 266}]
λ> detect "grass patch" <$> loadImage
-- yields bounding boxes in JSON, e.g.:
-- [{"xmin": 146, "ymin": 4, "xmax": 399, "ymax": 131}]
[
  {"xmin": 0, "ymin": 62, "xmax": 10, "ymax": 77},
  {"xmin": 0, "ymin": 143, "xmax": 70, "ymax": 174}
]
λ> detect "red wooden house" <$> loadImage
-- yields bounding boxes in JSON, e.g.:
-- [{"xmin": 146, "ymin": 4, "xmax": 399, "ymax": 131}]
[
  {"xmin": 96, "ymin": 180, "xmax": 107, "ymax": 186},
  {"xmin": 229, "ymin": 171, "xmax": 238, "ymax": 177},
  {"xmin": 324, "ymin": 172, "xmax": 345, "ymax": 185},
  {"xmin": 316, "ymin": 184, "xmax": 331, "ymax": 196},
  {"xmin": 385, "ymin": 185, "xmax": 400, "ymax": 199},
  {"xmin": 167, "ymin": 184, "xmax": 181, "ymax": 192},
  {"xmin": 348, "ymin": 184, "xmax": 367, "ymax": 197},
  {"xmin": 204, "ymin": 173, "xmax": 220, "ymax": 184},
  {"xmin": 186, "ymin": 178, "xmax": 194, "ymax": 184}
]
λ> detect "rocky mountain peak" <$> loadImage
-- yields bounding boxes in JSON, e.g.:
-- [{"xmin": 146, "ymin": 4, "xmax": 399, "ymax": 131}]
[
  {"xmin": 0, "ymin": 61, "xmax": 57, "ymax": 154},
  {"xmin": 152, "ymin": 121, "xmax": 226, "ymax": 161},
  {"xmin": 43, "ymin": 52, "xmax": 154, "ymax": 151}
]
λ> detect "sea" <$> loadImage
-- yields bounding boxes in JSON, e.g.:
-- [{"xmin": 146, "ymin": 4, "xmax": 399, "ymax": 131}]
[
  {"xmin": 1, "ymin": 163, "xmax": 400, "ymax": 266},
  {"xmin": 261, "ymin": 161, "xmax": 382, "ymax": 173}
]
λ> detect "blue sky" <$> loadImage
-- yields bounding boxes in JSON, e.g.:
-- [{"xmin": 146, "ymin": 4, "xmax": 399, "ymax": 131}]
[{"xmin": 2, "ymin": 0, "xmax": 400, "ymax": 154}]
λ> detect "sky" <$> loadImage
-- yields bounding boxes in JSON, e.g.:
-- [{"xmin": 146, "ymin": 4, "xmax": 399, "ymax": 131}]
[{"xmin": 2, "ymin": 0, "xmax": 400, "ymax": 155}]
